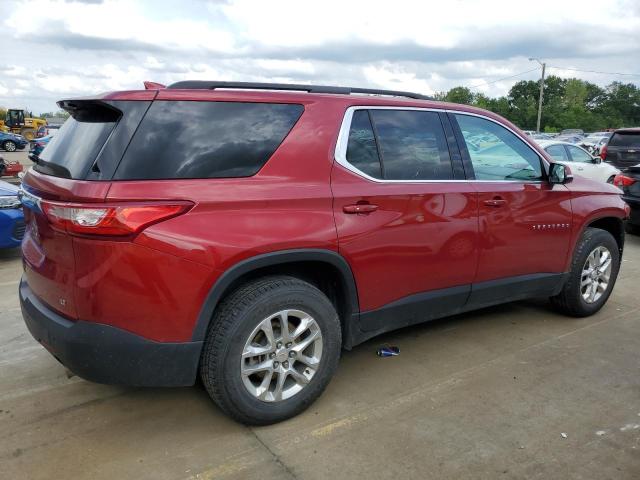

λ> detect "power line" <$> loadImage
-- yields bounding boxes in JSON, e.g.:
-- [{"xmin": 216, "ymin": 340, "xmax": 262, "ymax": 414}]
[
  {"xmin": 547, "ymin": 66, "xmax": 640, "ymax": 77},
  {"xmin": 467, "ymin": 68, "xmax": 539, "ymax": 89}
]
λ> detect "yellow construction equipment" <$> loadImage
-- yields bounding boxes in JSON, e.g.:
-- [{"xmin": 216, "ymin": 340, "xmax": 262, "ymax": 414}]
[{"xmin": 0, "ymin": 109, "xmax": 47, "ymax": 140}]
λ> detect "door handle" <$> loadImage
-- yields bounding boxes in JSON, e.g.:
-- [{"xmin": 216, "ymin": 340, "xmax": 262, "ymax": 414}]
[
  {"xmin": 576, "ymin": 166, "xmax": 584, "ymax": 171},
  {"xmin": 483, "ymin": 198, "xmax": 507, "ymax": 207},
  {"xmin": 343, "ymin": 203, "xmax": 379, "ymax": 214}
]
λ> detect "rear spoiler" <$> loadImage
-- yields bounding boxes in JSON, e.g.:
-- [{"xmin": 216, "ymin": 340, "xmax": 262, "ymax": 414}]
[{"xmin": 144, "ymin": 81, "xmax": 166, "ymax": 90}]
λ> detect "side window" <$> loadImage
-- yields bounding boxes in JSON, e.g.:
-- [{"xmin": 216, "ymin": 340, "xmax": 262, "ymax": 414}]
[
  {"xmin": 346, "ymin": 110, "xmax": 382, "ymax": 179},
  {"xmin": 455, "ymin": 114, "xmax": 543, "ymax": 181},
  {"xmin": 369, "ymin": 110, "xmax": 453, "ymax": 180},
  {"xmin": 545, "ymin": 144, "xmax": 569, "ymax": 162},
  {"xmin": 115, "ymin": 101, "xmax": 303, "ymax": 180},
  {"xmin": 567, "ymin": 145, "xmax": 593, "ymax": 163}
]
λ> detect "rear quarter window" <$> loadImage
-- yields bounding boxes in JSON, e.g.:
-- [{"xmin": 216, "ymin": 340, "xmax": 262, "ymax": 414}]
[
  {"xmin": 37, "ymin": 102, "xmax": 120, "ymax": 179},
  {"xmin": 114, "ymin": 101, "xmax": 303, "ymax": 180}
]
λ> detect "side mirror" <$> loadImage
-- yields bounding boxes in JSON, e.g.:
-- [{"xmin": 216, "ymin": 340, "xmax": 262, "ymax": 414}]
[
  {"xmin": 549, "ymin": 163, "xmax": 573, "ymax": 184},
  {"xmin": 592, "ymin": 156, "xmax": 602, "ymax": 164}
]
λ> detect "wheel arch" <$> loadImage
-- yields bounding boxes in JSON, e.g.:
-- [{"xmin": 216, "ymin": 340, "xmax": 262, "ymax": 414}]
[
  {"xmin": 192, "ymin": 249, "xmax": 361, "ymax": 348},
  {"xmin": 585, "ymin": 216, "xmax": 625, "ymax": 254}
]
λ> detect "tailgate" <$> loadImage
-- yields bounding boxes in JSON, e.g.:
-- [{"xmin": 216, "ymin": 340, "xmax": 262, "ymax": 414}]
[
  {"xmin": 20, "ymin": 173, "xmax": 111, "ymax": 318},
  {"xmin": 19, "ymin": 98, "xmax": 150, "ymax": 318}
]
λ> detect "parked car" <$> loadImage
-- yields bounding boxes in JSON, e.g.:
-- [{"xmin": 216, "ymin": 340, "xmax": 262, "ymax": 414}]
[
  {"xmin": 581, "ymin": 132, "xmax": 611, "ymax": 155},
  {"xmin": 613, "ymin": 167, "xmax": 640, "ymax": 233},
  {"xmin": 537, "ymin": 140, "xmax": 619, "ymax": 183},
  {"xmin": 19, "ymin": 81, "xmax": 629, "ymax": 425},
  {"xmin": 600, "ymin": 128, "xmax": 640, "ymax": 169},
  {"xmin": 0, "ymin": 132, "xmax": 28, "ymax": 152},
  {"xmin": 29, "ymin": 135, "xmax": 52, "ymax": 157},
  {"xmin": 0, "ymin": 179, "xmax": 24, "ymax": 248},
  {"xmin": 555, "ymin": 134, "xmax": 583, "ymax": 144},
  {"xmin": 530, "ymin": 133, "xmax": 553, "ymax": 141},
  {"xmin": 561, "ymin": 129, "xmax": 585, "ymax": 137}
]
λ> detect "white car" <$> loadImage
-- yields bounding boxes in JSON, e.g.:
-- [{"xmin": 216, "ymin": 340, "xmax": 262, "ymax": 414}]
[{"xmin": 537, "ymin": 140, "xmax": 620, "ymax": 184}]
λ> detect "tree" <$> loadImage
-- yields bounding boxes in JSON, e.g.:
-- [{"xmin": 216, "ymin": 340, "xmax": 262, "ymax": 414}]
[
  {"xmin": 436, "ymin": 78, "xmax": 639, "ymax": 131},
  {"xmin": 443, "ymin": 86, "xmax": 475, "ymax": 105}
]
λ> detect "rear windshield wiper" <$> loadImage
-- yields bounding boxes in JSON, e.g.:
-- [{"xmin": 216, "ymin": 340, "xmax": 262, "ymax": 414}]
[{"xmin": 29, "ymin": 154, "xmax": 72, "ymax": 179}]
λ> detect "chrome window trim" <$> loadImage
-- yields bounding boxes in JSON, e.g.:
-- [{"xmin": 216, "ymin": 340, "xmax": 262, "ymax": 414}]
[{"xmin": 334, "ymin": 105, "xmax": 549, "ymax": 184}]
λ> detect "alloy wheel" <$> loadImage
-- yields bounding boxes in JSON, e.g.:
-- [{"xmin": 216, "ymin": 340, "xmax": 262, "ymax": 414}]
[
  {"xmin": 241, "ymin": 309, "xmax": 323, "ymax": 402},
  {"xmin": 581, "ymin": 246, "xmax": 612, "ymax": 304}
]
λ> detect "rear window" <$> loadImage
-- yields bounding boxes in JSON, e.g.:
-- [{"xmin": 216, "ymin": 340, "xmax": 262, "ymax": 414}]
[
  {"xmin": 114, "ymin": 101, "xmax": 303, "ymax": 180},
  {"xmin": 37, "ymin": 103, "xmax": 120, "ymax": 179},
  {"xmin": 609, "ymin": 132, "xmax": 640, "ymax": 148}
]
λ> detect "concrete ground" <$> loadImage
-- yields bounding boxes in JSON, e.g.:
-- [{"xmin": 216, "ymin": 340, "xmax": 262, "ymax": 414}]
[{"xmin": 1, "ymin": 165, "xmax": 639, "ymax": 478}]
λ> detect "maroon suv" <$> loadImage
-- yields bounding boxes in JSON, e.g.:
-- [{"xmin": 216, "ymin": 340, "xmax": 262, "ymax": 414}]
[{"xmin": 19, "ymin": 81, "xmax": 629, "ymax": 424}]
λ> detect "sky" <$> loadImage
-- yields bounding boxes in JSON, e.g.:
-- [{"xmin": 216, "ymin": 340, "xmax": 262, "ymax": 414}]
[{"xmin": 2, "ymin": 0, "xmax": 640, "ymax": 114}]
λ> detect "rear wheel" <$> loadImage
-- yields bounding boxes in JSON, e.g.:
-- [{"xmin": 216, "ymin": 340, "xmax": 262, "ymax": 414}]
[
  {"xmin": 551, "ymin": 228, "xmax": 620, "ymax": 316},
  {"xmin": 21, "ymin": 129, "xmax": 35, "ymax": 141},
  {"xmin": 3, "ymin": 141, "xmax": 16, "ymax": 152},
  {"xmin": 200, "ymin": 276, "xmax": 341, "ymax": 425}
]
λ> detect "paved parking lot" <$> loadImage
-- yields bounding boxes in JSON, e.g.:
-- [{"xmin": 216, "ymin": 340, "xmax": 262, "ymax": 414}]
[{"xmin": 1, "ymin": 174, "xmax": 639, "ymax": 478}]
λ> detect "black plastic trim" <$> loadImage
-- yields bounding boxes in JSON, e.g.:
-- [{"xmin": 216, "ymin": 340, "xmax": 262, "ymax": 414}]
[
  {"xmin": 352, "ymin": 273, "xmax": 568, "ymax": 346},
  {"xmin": 447, "ymin": 112, "xmax": 476, "ymax": 180},
  {"xmin": 466, "ymin": 273, "xmax": 567, "ymax": 309},
  {"xmin": 191, "ymin": 249, "xmax": 360, "ymax": 344},
  {"xmin": 166, "ymin": 80, "xmax": 433, "ymax": 100},
  {"xmin": 20, "ymin": 279, "xmax": 202, "ymax": 387},
  {"xmin": 439, "ymin": 112, "xmax": 466, "ymax": 180}
]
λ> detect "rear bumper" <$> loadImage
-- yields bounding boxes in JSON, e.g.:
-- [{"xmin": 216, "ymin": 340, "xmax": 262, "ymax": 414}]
[
  {"xmin": 20, "ymin": 278, "xmax": 202, "ymax": 387},
  {"xmin": 622, "ymin": 196, "xmax": 640, "ymax": 225}
]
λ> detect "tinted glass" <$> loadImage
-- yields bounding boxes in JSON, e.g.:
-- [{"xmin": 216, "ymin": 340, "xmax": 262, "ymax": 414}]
[
  {"xmin": 609, "ymin": 133, "xmax": 640, "ymax": 148},
  {"xmin": 370, "ymin": 110, "xmax": 453, "ymax": 180},
  {"xmin": 455, "ymin": 114, "xmax": 542, "ymax": 181},
  {"xmin": 567, "ymin": 145, "xmax": 592, "ymax": 163},
  {"xmin": 346, "ymin": 110, "xmax": 382, "ymax": 178},
  {"xmin": 545, "ymin": 144, "xmax": 568, "ymax": 161},
  {"xmin": 38, "ymin": 104, "xmax": 120, "ymax": 179},
  {"xmin": 116, "ymin": 101, "xmax": 303, "ymax": 180}
]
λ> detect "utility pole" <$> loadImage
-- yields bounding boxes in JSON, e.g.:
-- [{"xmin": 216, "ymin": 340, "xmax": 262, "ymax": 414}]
[{"xmin": 529, "ymin": 58, "xmax": 545, "ymax": 133}]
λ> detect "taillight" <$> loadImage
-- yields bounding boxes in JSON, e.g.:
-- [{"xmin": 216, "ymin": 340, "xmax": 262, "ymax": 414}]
[
  {"xmin": 600, "ymin": 144, "xmax": 607, "ymax": 161},
  {"xmin": 41, "ymin": 201, "xmax": 192, "ymax": 236},
  {"xmin": 612, "ymin": 174, "xmax": 636, "ymax": 188}
]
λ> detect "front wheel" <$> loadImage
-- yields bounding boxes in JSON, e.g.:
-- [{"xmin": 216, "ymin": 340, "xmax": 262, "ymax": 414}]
[
  {"xmin": 21, "ymin": 129, "xmax": 35, "ymax": 141},
  {"xmin": 551, "ymin": 228, "xmax": 620, "ymax": 316},
  {"xmin": 200, "ymin": 276, "xmax": 341, "ymax": 425}
]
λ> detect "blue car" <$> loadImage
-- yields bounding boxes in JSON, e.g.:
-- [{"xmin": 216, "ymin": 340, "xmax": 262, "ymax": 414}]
[
  {"xmin": 0, "ymin": 132, "xmax": 28, "ymax": 152},
  {"xmin": 0, "ymin": 180, "xmax": 24, "ymax": 248},
  {"xmin": 29, "ymin": 135, "xmax": 52, "ymax": 157}
]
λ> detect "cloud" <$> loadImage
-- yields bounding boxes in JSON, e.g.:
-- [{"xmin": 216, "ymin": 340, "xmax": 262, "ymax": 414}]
[
  {"xmin": 31, "ymin": 30, "xmax": 168, "ymax": 53},
  {"xmin": 0, "ymin": 0, "xmax": 638, "ymax": 113}
]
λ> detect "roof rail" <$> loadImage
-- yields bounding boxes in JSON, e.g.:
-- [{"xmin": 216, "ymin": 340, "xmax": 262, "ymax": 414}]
[{"xmin": 166, "ymin": 80, "xmax": 433, "ymax": 100}]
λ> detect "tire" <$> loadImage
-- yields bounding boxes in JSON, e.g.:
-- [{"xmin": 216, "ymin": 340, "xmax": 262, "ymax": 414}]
[
  {"xmin": 200, "ymin": 275, "xmax": 342, "ymax": 425},
  {"xmin": 3, "ymin": 141, "xmax": 16, "ymax": 152},
  {"xmin": 551, "ymin": 227, "xmax": 620, "ymax": 317},
  {"xmin": 21, "ymin": 129, "xmax": 35, "ymax": 141}
]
